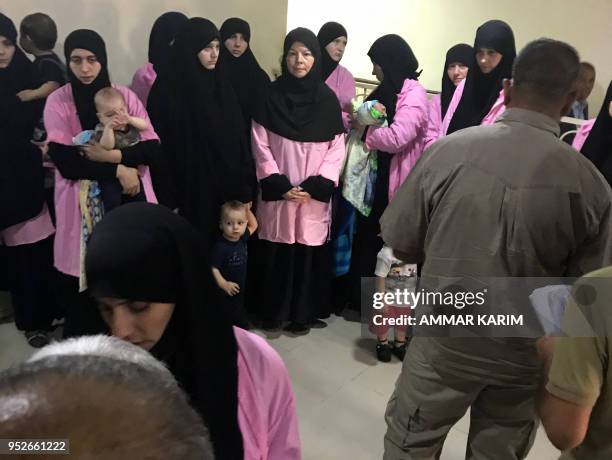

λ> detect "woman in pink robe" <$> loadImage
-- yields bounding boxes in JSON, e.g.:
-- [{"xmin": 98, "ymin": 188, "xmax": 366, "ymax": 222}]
[
  {"xmin": 252, "ymin": 28, "xmax": 346, "ymax": 333},
  {"xmin": 44, "ymin": 29, "xmax": 160, "ymax": 338},
  {"xmin": 425, "ymin": 43, "xmax": 472, "ymax": 149},
  {"xmin": 317, "ymin": 21, "xmax": 356, "ymax": 132},
  {"xmin": 444, "ymin": 20, "xmax": 516, "ymax": 135},
  {"xmin": 86, "ymin": 202, "xmax": 301, "ymax": 460},
  {"xmin": 130, "ymin": 12, "xmax": 188, "ymax": 106},
  {"xmin": 0, "ymin": 13, "xmax": 57, "ymax": 347},
  {"xmin": 348, "ymin": 34, "xmax": 428, "ymax": 311}
]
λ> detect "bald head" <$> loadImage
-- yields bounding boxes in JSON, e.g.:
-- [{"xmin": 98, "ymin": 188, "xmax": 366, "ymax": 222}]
[
  {"xmin": 0, "ymin": 356, "xmax": 213, "ymax": 460},
  {"xmin": 505, "ymin": 38, "xmax": 580, "ymax": 119},
  {"xmin": 29, "ymin": 334, "xmax": 171, "ymax": 377}
]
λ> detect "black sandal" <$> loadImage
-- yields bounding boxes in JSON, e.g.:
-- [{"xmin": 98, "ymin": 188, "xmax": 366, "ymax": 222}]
[
  {"xmin": 25, "ymin": 330, "xmax": 50, "ymax": 348},
  {"xmin": 283, "ymin": 322, "xmax": 310, "ymax": 335}
]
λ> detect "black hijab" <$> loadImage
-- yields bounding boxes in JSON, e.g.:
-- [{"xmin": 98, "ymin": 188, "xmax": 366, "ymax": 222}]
[
  {"xmin": 0, "ymin": 13, "xmax": 44, "ymax": 230},
  {"xmin": 581, "ymin": 81, "xmax": 612, "ymax": 185},
  {"xmin": 148, "ymin": 12, "xmax": 189, "ymax": 74},
  {"xmin": 147, "ymin": 18, "xmax": 254, "ymax": 235},
  {"xmin": 367, "ymin": 34, "xmax": 420, "ymax": 123},
  {"xmin": 253, "ymin": 27, "xmax": 343, "ymax": 142},
  {"xmin": 64, "ymin": 29, "xmax": 111, "ymax": 131},
  {"xmin": 317, "ymin": 21, "xmax": 347, "ymax": 81},
  {"xmin": 86, "ymin": 202, "xmax": 242, "ymax": 460},
  {"xmin": 440, "ymin": 43, "xmax": 473, "ymax": 119},
  {"xmin": 218, "ymin": 17, "xmax": 270, "ymax": 125},
  {"xmin": 447, "ymin": 20, "xmax": 515, "ymax": 134}
]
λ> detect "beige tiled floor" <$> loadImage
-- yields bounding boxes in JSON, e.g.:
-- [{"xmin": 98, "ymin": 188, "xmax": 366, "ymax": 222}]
[
  {"xmin": 254, "ymin": 315, "xmax": 560, "ymax": 460},
  {"xmin": 0, "ymin": 291, "xmax": 559, "ymax": 459}
]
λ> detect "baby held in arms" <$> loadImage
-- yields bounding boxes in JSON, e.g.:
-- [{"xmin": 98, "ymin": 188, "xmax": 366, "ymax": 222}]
[
  {"xmin": 72, "ymin": 87, "xmax": 148, "ymax": 212},
  {"xmin": 354, "ymin": 99, "xmax": 387, "ymax": 127}
]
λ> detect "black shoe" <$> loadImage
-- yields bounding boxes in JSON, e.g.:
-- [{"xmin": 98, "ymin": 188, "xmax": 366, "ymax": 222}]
[
  {"xmin": 283, "ymin": 322, "xmax": 310, "ymax": 335},
  {"xmin": 376, "ymin": 342, "xmax": 392, "ymax": 362},
  {"xmin": 310, "ymin": 319, "xmax": 328, "ymax": 329},
  {"xmin": 261, "ymin": 320, "xmax": 282, "ymax": 331},
  {"xmin": 392, "ymin": 341, "xmax": 407, "ymax": 361},
  {"xmin": 25, "ymin": 330, "xmax": 50, "ymax": 348}
]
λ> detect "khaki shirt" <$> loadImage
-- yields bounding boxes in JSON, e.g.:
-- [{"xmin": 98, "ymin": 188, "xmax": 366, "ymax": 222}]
[
  {"xmin": 381, "ymin": 108, "xmax": 612, "ymax": 380},
  {"xmin": 548, "ymin": 266, "xmax": 612, "ymax": 460}
]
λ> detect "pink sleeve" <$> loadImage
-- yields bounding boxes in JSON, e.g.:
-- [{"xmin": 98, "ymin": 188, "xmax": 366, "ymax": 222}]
[
  {"xmin": 265, "ymin": 350, "xmax": 301, "ymax": 460},
  {"xmin": 317, "ymin": 133, "xmax": 346, "ymax": 186},
  {"xmin": 365, "ymin": 82, "xmax": 428, "ymax": 154},
  {"xmin": 118, "ymin": 85, "xmax": 159, "ymax": 142},
  {"xmin": 481, "ymin": 89, "xmax": 506, "ymax": 125},
  {"xmin": 252, "ymin": 121, "xmax": 281, "ymax": 180},
  {"xmin": 572, "ymin": 119, "xmax": 596, "ymax": 151},
  {"xmin": 341, "ymin": 68, "xmax": 356, "ymax": 132},
  {"xmin": 44, "ymin": 92, "xmax": 73, "ymax": 145},
  {"xmin": 424, "ymin": 94, "xmax": 442, "ymax": 149},
  {"xmin": 130, "ymin": 64, "xmax": 155, "ymax": 105},
  {"xmin": 441, "ymin": 78, "xmax": 465, "ymax": 136}
]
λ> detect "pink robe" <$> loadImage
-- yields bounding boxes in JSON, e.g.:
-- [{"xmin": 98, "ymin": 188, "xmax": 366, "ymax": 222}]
[
  {"xmin": 0, "ymin": 140, "xmax": 55, "ymax": 246},
  {"xmin": 424, "ymin": 93, "xmax": 442, "ymax": 150},
  {"xmin": 235, "ymin": 327, "xmax": 301, "ymax": 459},
  {"xmin": 325, "ymin": 64, "xmax": 356, "ymax": 132},
  {"xmin": 0, "ymin": 204, "xmax": 54, "ymax": 246},
  {"xmin": 130, "ymin": 62, "xmax": 157, "ymax": 106},
  {"xmin": 365, "ymin": 79, "xmax": 429, "ymax": 201},
  {"xmin": 44, "ymin": 84, "xmax": 158, "ymax": 277},
  {"xmin": 440, "ymin": 79, "xmax": 506, "ymax": 137},
  {"xmin": 252, "ymin": 121, "xmax": 346, "ymax": 246},
  {"xmin": 572, "ymin": 118, "xmax": 596, "ymax": 151}
]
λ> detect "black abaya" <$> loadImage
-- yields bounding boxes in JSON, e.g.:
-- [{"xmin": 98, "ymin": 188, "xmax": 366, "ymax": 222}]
[
  {"xmin": 148, "ymin": 18, "xmax": 255, "ymax": 239},
  {"xmin": 0, "ymin": 14, "xmax": 45, "ymax": 231},
  {"xmin": 581, "ymin": 81, "xmax": 612, "ymax": 186},
  {"xmin": 218, "ymin": 17, "xmax": 271, "ymax": 130}
]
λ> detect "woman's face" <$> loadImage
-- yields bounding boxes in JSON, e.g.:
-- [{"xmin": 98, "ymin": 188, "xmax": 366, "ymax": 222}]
[
  {"xmin": 224, "ymin": 33, "xmax": 248, "ymax": 58},
  {"xmin": 372, "ymin": 62, "xmax": 384, "ymax": 82},
  {"xmin": 198, "ymin": 39, "xmax": 220, "ymax": 70},
  {"xmin": 69, "ymin": 48, "xmax": 102, "ymax": 84},
  {"xmin": 608, "ymin": 100, "xmax": 612, "ymax": 118},
  {"xmin": 0, "ymin": 35, "xmax": 16, "ymax": 69},
  {"xmin": 285, "ymin": 41, "xmax": 314, "ymax": 78},
  {"xmin": 447, "ymin": 61, "xmax": 469, "ymax": 86},
  {"xmin": 476, "ymin": 48, "xmax": 502, "ymax": 74},
  {"xmin": 98, "ymin": 298, "xmax": 175, "ymax": 350},
  {"xmin": 325, "ymin": 36, "xmax": 347, "ymax": 62}
]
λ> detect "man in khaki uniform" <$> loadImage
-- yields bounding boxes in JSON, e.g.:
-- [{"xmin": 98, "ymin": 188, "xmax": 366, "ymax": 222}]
[
  {"xmin": 539, "ymin": 266, "xmax": 612, "ymax": 459},
  {"xmin": 380, "ymin": 39, "xmax": 612, "ymax": 459}
]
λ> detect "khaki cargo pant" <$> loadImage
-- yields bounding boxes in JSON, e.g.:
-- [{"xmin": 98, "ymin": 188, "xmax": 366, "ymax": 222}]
[{"xmin": 384, "ymin": 339, "xmax": 539, "ymax": 460}]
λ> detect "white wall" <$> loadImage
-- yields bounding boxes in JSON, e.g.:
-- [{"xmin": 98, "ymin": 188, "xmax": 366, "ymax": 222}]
[
  {"xmin": 1, "ymin": 0, "xmax": 288, "ymax": 85},
  {"xmin": 3, "ymin": 1, "xmax": 609, "ymax": 110},
  {"xmin": 288, "ymin": 0, "xmax": 612, "ymax": 110}
]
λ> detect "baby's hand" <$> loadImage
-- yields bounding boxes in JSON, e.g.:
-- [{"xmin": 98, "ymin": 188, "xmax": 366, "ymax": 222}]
[
  {"xmin": 16, "ymin": 90, "xmax": 35, "ymax": 102},
  {"xmin": 115, "ymin": 109, "xmax": 130, "ymax": 126},
  {"xmin": 223, "ymin": 281, "xmax": 240, "ymax": 296}
]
